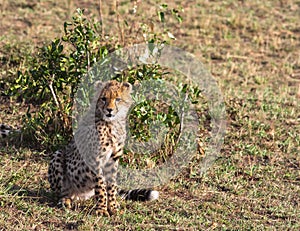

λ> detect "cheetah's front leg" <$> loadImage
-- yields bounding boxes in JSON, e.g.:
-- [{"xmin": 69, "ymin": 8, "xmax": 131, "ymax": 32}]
[
  {"xmin": 95, "ymin": 174, "xmax": 110, "ymax": 216},
  {"xmin": 107, "ymin": 182, "xmax": 119, "ymax": 215},
  {"xmin": 104, "ymin": 160, "xmax": 120, "ymax": 215}
]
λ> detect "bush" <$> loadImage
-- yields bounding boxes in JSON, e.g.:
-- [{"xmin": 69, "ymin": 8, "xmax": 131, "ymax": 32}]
[
  {"xmin": 9, "ymin": 9, "xmax": 113, "ymax": 148},
  {"xmin": 7, "ymin": 5, "xmax": 192, "ymax": 167}
]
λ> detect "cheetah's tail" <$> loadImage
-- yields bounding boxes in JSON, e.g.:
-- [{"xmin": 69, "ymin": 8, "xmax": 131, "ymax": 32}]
[
  {"xmin": 118, "ymin": 189, "xmax": 159, "ymax": 201},
  {"xmin": 0, "ymin": 124, "xmax": 13, "ymax": 138},
  {"xmin": 0, "ymin": 124, "xmax": 21, "ymax": 139}
]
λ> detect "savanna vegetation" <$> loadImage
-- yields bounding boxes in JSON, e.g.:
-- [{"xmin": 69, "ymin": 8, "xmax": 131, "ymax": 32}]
[{"xmin": 0, "ymin": 0, "xmax": 299, "ymax": 230}]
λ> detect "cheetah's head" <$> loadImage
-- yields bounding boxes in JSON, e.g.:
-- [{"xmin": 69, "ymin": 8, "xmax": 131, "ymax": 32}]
[{"xmin": 95, "ymin": 80, "xmax": 133, "ymax": 121}]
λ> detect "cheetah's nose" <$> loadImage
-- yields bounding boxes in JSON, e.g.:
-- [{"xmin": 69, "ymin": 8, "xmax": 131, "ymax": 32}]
[{"xmin": 107, "ymin": 108, "xmax": 113, "ymax": 113}]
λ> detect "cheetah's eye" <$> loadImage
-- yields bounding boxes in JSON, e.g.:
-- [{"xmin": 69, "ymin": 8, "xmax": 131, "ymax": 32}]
[
  {"xmin": 101, "ymin": 97, "xmax": 106, "ymax": 102},
  {"xmin": 116, "ymin": 98, "xmax": 121, "ymax": 102}
]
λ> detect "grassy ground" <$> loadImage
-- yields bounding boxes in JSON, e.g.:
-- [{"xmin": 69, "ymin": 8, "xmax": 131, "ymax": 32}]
[{"xmin": 0, "ymin": 0, "xmax": 300, "ymax": 230}]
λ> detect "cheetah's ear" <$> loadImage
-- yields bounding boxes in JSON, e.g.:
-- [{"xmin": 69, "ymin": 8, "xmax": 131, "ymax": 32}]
[{"xmin": 121, "ymin": 82, "xmax": 132, "ymax": 93}]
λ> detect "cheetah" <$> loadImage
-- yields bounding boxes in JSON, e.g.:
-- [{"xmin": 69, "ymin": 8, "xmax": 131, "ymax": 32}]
[{"xmin": 48, "ymin": 80, "xmax": 159, "ymax": 216}]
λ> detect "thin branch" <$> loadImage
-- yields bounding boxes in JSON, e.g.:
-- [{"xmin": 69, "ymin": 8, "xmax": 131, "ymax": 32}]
[
  {"xmin": 99, "ymin": 0, "xmax": 104, "ymax": 38},
  {"xmin": 116, "ymin": 0, "xmax": 124, "ymax": 45},
  {"xmin": 49, "ymin": 79, "xmax": 60, "ymax": 109},
  {"xmin": 86, "ymin": 48, "xmax": 90, "ymax": 71},
  {"xmin": 175, "ymin": 91, "xmax": 189, "ymax": 146},
  {"xmin": 49, "ymin": 76, "xmax": 69, "ymax": 126}
]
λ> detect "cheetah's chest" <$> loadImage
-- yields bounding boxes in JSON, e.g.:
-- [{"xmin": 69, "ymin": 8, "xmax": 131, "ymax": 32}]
[
  {"xmin": 96, "ymin": 121, "xmax": 126, "ymax": 160},
  {"xmin": 64, "ymin": 121, "xmax": 125, "ymax": 198}
]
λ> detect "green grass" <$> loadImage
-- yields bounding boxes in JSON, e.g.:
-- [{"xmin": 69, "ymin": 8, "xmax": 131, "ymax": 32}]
[{"xmin": 1, "ymin": 0, "xmax": 300, "ymax": 230}]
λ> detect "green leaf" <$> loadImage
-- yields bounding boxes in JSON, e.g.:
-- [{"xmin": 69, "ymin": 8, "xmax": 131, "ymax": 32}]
[
  {"xmin": 176, "ymin": 14, "xmax": 183, "ymax": 23},
  {"xmin": 158, "ymin": 11, "xmax": 165, "ymax": 22},
  {"xmin": 161, "ymin": 3, "xmax": 168, "ymax": 9},
  {"xmin": 58, "ymin": 44, "xmax": 63, "ymax": 53}
]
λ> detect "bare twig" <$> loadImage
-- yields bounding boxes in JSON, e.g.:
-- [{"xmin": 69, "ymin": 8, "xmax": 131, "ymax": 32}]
[
  {"xmin": 175, "ymin": 91, "xmax": 189, "ymax": 146},
  {"xmin": 49, "ymin": 76, "xmax": 69, "ymax": 127},
  {"xmin": 87, "ymin": 48, "xmax": 90, "ymax": 71},
  {"xmin": 116, "ymin": 0, "xmax": 124, "ymax": 45},
  {"xmin": 98, "ymin": 0, "xmax": 104, "ymax": 38},
  {"xmin": 49, "ymin": 79, "xmax": 60, "ymax": 108}
]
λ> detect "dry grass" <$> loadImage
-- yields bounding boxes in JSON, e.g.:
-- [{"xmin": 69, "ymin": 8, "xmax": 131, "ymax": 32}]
[{"xmin": 0, "ymin": 0, "xmax": 299, "ymax": 230}]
